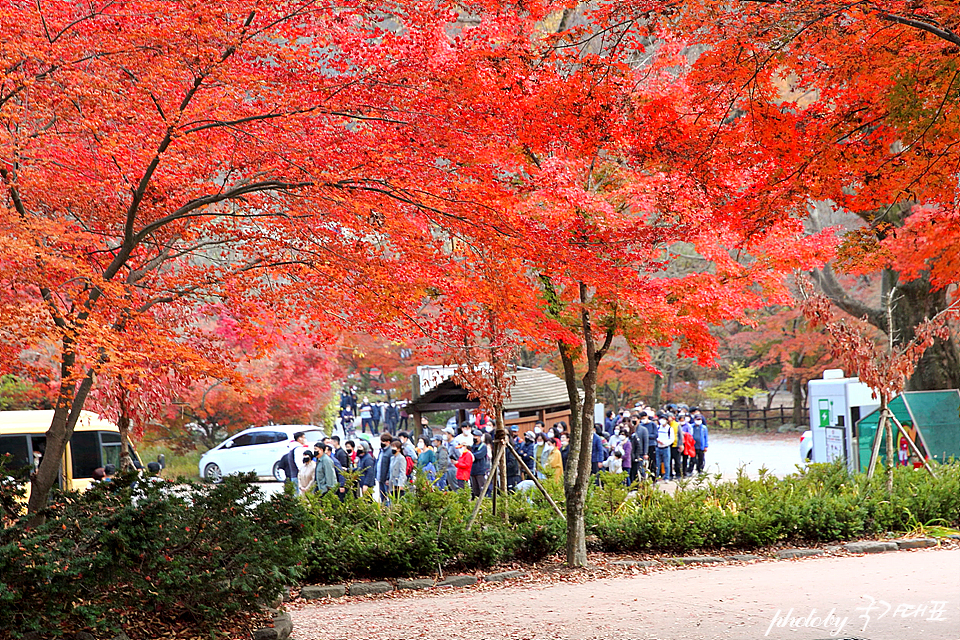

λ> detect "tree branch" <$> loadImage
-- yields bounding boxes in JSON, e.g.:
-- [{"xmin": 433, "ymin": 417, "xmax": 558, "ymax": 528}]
[
  {"xmin": 879, "ymin": 12, "xmax": 960, "ymax": 46},
  {"xmin": 132, "ymin": 180, "xmax": 312, "ymax": 242},
  {"xmin": 595, "ymin": 325, "xmax": 616, "ymax": 364},
  {"xmin": 811, "ymin": 264, "xmax": 886, "ymax": 330}
]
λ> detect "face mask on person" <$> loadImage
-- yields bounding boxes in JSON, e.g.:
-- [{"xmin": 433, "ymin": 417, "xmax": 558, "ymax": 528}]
[{"xmin": 694, "ymin": 419, "xmax": 702, "ymax": 424}]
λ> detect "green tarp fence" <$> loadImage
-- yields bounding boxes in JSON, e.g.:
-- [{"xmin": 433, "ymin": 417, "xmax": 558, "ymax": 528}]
[{"xmin": 857, "ymin": 390, "xmax": 960, "ymax": 472}]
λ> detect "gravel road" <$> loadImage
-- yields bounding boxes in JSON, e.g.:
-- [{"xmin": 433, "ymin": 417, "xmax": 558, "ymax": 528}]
[{"xmin": 290, "ymin": 548, "xmax": 959, "ymax": 640}]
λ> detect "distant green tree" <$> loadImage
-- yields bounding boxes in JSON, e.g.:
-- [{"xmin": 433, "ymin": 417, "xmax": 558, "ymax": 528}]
[
  {"xmin": 0, "ymin": 375, "xmax": 47, "ymax": 411},
  {"xmin": 705, "ymin": 364, "xmax": 762, "ymax": 408}
]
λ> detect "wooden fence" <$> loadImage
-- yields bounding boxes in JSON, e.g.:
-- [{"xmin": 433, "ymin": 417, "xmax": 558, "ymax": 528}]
[{"xmin": 703, "ymin": 406, "xmax": 809, "ymax": 430}]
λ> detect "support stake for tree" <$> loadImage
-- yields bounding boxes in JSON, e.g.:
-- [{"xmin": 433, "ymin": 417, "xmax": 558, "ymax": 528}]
[
  {"xmin": 466, "ymin": 444, "xmax": 504, "ymax": 531},
  {"xmin": 505, "ymin": 440, "xmax": 566, "ymax": 521},
  {"xmin": 866, "ymin": 406, "xmax": 888, "ymax": 479},
  {"xmin": 888, "ymin": 412, "xmax": 937, "ymax": 478}
]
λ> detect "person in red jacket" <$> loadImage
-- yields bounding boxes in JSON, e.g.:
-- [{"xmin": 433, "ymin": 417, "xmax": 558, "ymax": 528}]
[{"xmin": 453, "ymin": 442, "xmax": 474, "ymax": 491}]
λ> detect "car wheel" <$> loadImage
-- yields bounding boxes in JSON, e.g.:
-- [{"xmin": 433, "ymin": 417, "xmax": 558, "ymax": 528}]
[
  {"xmin": 272, "ymin": 461, "xmax": 286, "ymax": 482},
  {"xmin": 204, "ymin": 463, "xmax": 223, "ymax": 483}
]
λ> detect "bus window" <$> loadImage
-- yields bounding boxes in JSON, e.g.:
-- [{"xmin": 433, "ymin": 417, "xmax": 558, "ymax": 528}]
[
  {"xmin": 27, "ymin": 435, "xmax": 46, "ymax": 472},
  {"xmin": 100, "ymin": 432, "xmax": 121, "ymax": 469},
  {"xmin": 70, "ymin": 431, "xmax": 101, "ymax": 479},
  {"xmin": 0, "ymin": 435, "xmax": 31, "ymax": 476}
]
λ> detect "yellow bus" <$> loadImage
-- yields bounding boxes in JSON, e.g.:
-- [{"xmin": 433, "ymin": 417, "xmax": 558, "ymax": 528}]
[{"xmin": 0, "ymin": 409, "xmax": 140, "ymax": 496}]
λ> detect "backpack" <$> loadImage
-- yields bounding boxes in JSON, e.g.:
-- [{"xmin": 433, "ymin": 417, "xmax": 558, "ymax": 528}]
[
  {"xmin": 683, "ymin": 432, "xmax": 696, "ymax": 457},
  {"xmin": 405, "ymin": 455, "xmax": 415, "ymax": 477}
]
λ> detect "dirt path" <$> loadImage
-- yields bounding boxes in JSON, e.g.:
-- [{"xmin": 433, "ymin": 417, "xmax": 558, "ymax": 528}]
[{"xmin": 290, "ymin": 548, "xmax": 959, "ymax": 640}]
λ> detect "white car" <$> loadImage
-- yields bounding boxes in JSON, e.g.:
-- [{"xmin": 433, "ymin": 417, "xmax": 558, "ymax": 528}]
[
  {"xmin": 198, "ymin": 425, "xmax": 325, "ymax": 483},
  {"xmin": 800, "ymin": 430, "xmax": 813, "ymax": 463}
]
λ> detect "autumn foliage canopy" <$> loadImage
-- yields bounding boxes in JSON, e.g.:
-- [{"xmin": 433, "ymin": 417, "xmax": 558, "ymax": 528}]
[{"xmin": 3, "ymin": 0, "xmax": 959, "ymax": 526}]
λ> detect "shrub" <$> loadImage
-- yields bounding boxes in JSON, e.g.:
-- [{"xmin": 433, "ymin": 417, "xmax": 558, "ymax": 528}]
[
  {"xmin": 300, "ymin": 475, "xmax": 564, "ymax": 584},
  {"xmin": 592, "ymin": 462, "xmax": 960, "ymax": 554},
  {"xmin": 298, "ymin": 461, "xmax": 960, "ymax": 583},
  {"xmin": 0, "ymin": 472, "xmax": 309, "ymax": 638}
]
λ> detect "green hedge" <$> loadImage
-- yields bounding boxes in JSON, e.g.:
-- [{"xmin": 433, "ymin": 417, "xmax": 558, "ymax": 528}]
[
  {"xmin": 3, "ymin": 460, "xmax": 958, "ymax": 637},
  {"xmin": 0, "ymin": 472, "xmax": 309, "ymax": 639},
  {"xmin": 300, "ymin": 462, "xmax": 960, "ymax": 583},
  {"xmin": 299, "ymin": 475, "xmax": 565, "ymax": 584},
  {"xmin": 593, "ymin": 462, "xmax": 960, "ymax": 552}
]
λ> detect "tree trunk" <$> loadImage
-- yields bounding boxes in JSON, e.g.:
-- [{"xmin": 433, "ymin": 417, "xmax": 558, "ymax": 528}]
[
  {"xmin": 558, "ymin": 341, "xmax": 587, "ymax": 566},
  {"xmin": 665, "ymin": 359, "xmax": 676, "ymax": 394},
  {"xmin": 26, "ymin": 355, "xmax": 96, "ymax": 526},
  {"xmin": 885, "ymin": 405, "xmax": 896, "ymax": 494},
  {"xmin": 887, "ymin": 273, "xmax": 960, "ymax": 390},
  {"xmin": 493, "ymin": 404, "xmax": 508, "ymax": 523},
  {"xmin": 815, "ymin": 251, "xmax": 960, "ymax": 391},
  {"xmin": 791, "ymin": 377, "xmax": 805, "ymax": 426},
  {"xmin": 558, "ymin": 283, "xmax": 613, "ymax": 568},
  {"xmin": 117, "ymin": 383, "xmax": 135, "ymax": 471},
  {"xmin": 651, "ymin": 374, "xmax": 663, "ymax": 407}
]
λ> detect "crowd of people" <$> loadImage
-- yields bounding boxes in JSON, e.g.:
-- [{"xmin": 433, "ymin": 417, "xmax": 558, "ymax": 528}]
[
  {"xmin": 279, "ymin": 401, "xmax": 710, "ymax": 502},
  {"xmin": 336, "ymin": 389, "xmax": 409, "ymax": 436}
]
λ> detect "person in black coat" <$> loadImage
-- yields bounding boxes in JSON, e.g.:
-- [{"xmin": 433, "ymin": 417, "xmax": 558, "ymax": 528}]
[
  {"xmin": 355, "ymin": 442, "xmax": 376, "ymax": 495},
  {"xmin": 518, "ymin": 431, "xmax": 536, "ymax": 478},
  {"xmin": 469, "ymin": 429, "xmax": 489, "ymax": 498},
  {"xmin": 630, "ymin": 419, "xmax": 649, "ymax": 483},
  {"xmin": 375, "ymin": 433, "xmax": 394, "ymax": 500},
  {"xmin": 505, "ymin": 427, "xmax": 521, "ymax": 490}
]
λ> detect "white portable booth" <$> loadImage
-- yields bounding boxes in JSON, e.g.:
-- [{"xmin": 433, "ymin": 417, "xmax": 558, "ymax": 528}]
[{"xmin": 807, "ymin": 370, "xmax": 880, "ymax": 472}]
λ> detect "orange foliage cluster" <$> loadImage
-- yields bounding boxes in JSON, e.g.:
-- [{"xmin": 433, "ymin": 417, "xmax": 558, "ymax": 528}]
[{"xmin": 5, "ymin": 0, "xmax": 957, "ymax": 510}]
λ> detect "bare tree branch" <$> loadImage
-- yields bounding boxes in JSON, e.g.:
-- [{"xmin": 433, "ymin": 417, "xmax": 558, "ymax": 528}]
[
  {"xmin": 132, "ymin": 180, "xmax": 312, "ymax": 242},
  {"xmin": 811, "ymin": 264, "xmax": 886, "ymax": 330}
]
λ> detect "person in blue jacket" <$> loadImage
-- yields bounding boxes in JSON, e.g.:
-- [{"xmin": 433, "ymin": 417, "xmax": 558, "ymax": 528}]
[
  {"xmin": 691, "ymin": 415, "xmax": 709, "ymax": 474},
  {"xmin": 469, "ymin": 429, "xmax": 489, "ymax": 498},
  {"xmin": 591, "ymin": 425, "xmax": 607, "ymax": 475}
]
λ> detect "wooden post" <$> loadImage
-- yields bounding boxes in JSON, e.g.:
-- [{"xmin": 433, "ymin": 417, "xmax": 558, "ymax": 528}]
[
  {"xmin": 866, "ymin": 407, "xmax": 888, "ymax": 479},
  {"xmin": 888, "ymin": 413, "xmax": 937, "ymax": 478},
  {"xmin": 505, "ymin": 440, "xmax": 566, "ymax": 521},
  {"xmin": 491, "ymin": 444, "xmax": 498, "ymax": 518},
  {"xmin": 466, "ymin": 445, "xmax": 504, "ymax": 531}
]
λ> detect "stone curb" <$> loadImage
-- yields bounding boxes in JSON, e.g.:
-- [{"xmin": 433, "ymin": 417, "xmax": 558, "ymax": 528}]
[
  {"xmin": 397, "ymin": 578, "xmax": 436, "ymax": 590},
  {"xmin": 777, "ymin": 548, "xmax": 824, "ymax": 559},
  {"xmin": 725, "ymin": 554, "xmax": 763, "ymax": 562},
  {"xmin": 663, "ymin": 556, "xmax": 727, "ymax": 565},
  {"xmin": 843, "ymin": 541, "xmax": 899, "ymax": 554},
  {"xmin": 348, "ymin": 581, "xmax": 393, "ymax": 596},
  {"xmin": 252, "ymin": 611, "xmax": 293, "ymax": 640},
  {"xmin": 439, "ymin": 575, "xmax": 478, "ymax": 587},
  {"xmin": 893, "ymin": 537, "xmax": 938, "ymax": 549},
  {"xmin": 300, "ymin": 584, "xmax": 346, "ymax": 600},
  {"xmin": 484, "ymin": 570, "xmax": 525, "ymax": 582},
  {"xmin": 611, "ymin": 560, "xmax": 659, "ymax": 567}
]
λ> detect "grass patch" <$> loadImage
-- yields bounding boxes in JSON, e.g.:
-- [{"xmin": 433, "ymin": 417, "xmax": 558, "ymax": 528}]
[{"xmin": 139, "ymin": 445, "xmax": 202, "ymax": 480}]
